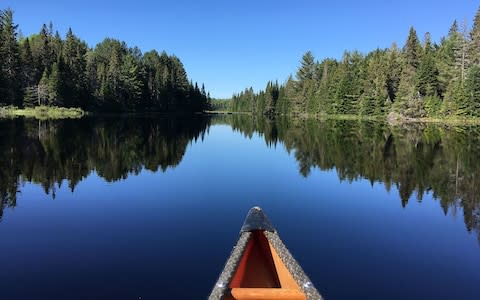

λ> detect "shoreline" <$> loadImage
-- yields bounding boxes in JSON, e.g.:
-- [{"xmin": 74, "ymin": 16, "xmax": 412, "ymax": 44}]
[
  {"xmin": 2, "ymin": 106, "xmax": 480, "ymax": 125},
  {"xmin": 0, "ymin": 106, "xmax": 85, "ymax": 120},
  {"xmin": 213, "ymin": 111, "xmax": 480, "ymax": 125}
]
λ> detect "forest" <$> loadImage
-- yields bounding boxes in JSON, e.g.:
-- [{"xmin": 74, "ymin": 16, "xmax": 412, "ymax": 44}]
[
  {"xmin": 0, "ymin": 8, "xmax": 211, "ymax": 112},
  {"xmin": 230, "ymin": 8, "xmax": 480, "ymax": 120}
]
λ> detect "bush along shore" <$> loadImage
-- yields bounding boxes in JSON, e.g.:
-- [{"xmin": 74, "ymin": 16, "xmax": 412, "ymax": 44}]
[{"xmin": 0, "ymin": 106, "xmax": 84, "ymax": 119}]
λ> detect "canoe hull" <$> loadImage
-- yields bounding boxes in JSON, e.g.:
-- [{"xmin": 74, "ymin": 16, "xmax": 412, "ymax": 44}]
[{"xmin": 209, "ymin": 207, "xmax": 323, "ymax": 300}]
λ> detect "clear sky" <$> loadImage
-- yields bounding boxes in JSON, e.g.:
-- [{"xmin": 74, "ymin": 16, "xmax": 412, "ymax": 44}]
[{"xmin": 3, "ymin": 0, "xmax": 479, "ymax": 98}]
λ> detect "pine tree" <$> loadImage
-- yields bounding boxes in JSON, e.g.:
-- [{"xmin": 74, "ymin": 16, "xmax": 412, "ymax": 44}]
[
  {"xmin": 39, "ymin": 24, "xmax": 54, "ymax": 75},
  {"xmin": 63, "ymin": 28, "xmax": 88, "ymax": 108},
  {"xmin": 394, "ymin": 27, "xmax": 424, "ymax": 117},
  {"xmin": 470, "ymin": 7, "xmax": 480, "ymax": 66},
  {"xmin": 456, "ymin": 20, "xmax": 471, "ymax": 81},
  {"xmin": 263, "ymin": 81, "xmax": 279, "ymax": 116},
  {"xmin": 335, "ymin": 51, "xmax": 363, "ymax": 114},
  {"xmin": 443, "ymin": 20, "xmax": 471, "ymax": 115},
  {"xmin": 386, "ymin": 43, "xmax": 401, "ymax": 102},
  {"xmin": 465, "ymin": 65, "xmax": 480, "ymax": 116},
  {"xmin": 22, "ymin": 86, "xmax": 37, "ymax": 107},
  {"xmin": 417, "ymin": 33, "xmax": 439, "ymax": 97},
  {"xmin": 106, "ymin": 46, "xmax": 123, "ymax": 109},
  {"xmin": 360, "ymin": 49, "xmax": 389, "ymax": 115},
  {"xmin": 292, "ymin": 51, "xmax": 317, "ymax": 115},
  {"xmin": 52, "ymin": 30, "xmax": 63, "ymax": 61},
  {"xmin": 121, "ymin": 54, "xmax": 143, "ymax": 109},
  {"xmin": 47, "ymin": 62, "xmax": 62, "ymax": 106},
  {"xmin": 0, "ymin": 9, "xmax": 21, "ymax": 106},
  {"xmin": 404, "ymin": 27, "xmax": 422, "ymax": 69},
  {"xmin": 437, "ymin": 22, "xmax": 459, "ymax": 97},
  {"xmin": 0, "ymin": 9, "xmax": 6, "ymax": 105},
  {"xmin": 449, "ymin": 20, "xmax": 459, "ymax": 36},
  {"xmin": 296, "ymin": 51, "xmax": 316, "ymax": 81},
  {"xmin": 38, "ymin": 70, "xmax": 50, "ymax": 106},
  {"xmin": 20, "ymin": 38, "xmax": 36, "ymax": 88}
]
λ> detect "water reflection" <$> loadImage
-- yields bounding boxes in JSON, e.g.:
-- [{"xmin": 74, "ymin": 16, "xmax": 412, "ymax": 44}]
[
  {"xmin": 0, "ymin": 116, "xmax": 210, "ymax": 218},
  {"xmin": 1, "ymin": 115, "xmax": 480, "ymax": 242},
  {"xmin": 215, "ymin": 115, "xmax": 480, "ymax": 241}
]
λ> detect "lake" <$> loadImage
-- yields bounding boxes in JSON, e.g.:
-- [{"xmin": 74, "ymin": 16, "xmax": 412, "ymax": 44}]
[{"xmin": 1, "ymin": 115, "xmax": 479, "ymax": 299}]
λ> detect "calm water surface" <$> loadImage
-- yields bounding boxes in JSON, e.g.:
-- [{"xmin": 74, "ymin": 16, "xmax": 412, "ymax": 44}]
[{"xmin": 0, "ymin": 116, "xmax": 479, "ymax": 299}]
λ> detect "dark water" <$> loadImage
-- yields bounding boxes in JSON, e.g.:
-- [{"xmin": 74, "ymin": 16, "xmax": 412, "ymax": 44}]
[{"xmin": 1, "ymin": 115, "xmax": 479, "ymax": 300}]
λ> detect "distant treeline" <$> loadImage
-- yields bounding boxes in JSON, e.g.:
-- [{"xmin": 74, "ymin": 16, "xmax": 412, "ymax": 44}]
[
  {"xmin": 210, "ymin": 99, "xmax": 231, "ymax": 111},
  {"xmin": 230, "ymin": 8, "xmax": 480, "ymax": 119},
  {"xmin": 0, "ymin": 9, "xmax": 211, "ymax": 112}
]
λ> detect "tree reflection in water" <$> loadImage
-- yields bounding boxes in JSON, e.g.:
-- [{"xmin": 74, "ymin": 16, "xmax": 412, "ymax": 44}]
[{"xmin": 1, "ymin": 115, "xmax": 479, "ymax": 242}]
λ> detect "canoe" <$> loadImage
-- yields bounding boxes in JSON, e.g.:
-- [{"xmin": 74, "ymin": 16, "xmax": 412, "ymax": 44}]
[{"xmin": 209, "ymin": 207, "xmax": 323, "ymax": 300}]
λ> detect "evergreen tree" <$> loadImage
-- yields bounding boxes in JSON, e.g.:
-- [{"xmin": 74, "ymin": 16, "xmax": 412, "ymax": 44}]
[
  {"xmin": 465, "ymin": 65, "xmax": 480, "ymax": 116},
  {"xmin": 22, "ymin": 86, "xmax": 37, "ymax": 107},
  {"xmin": 443, "ymin": 21, "xmax": 471, "ymax": 115},
  {"xmin": 334, "ymin": 51, "xmax": 364, "ymax": 114},
  {"xmin": 47, "ymin": 61, "xmax": 62, "ymax": 106},
  {"xmin": 449, "ymin": 20, "xmax": 459, "ymax": 36},
  {"xmin": 437, "ymin": 22, "xmax": 459, "ymax": 97},
  {"xmin": 394, "ymin": 27, "xmax": 424, "ymax": 117},
  {"xmin": 470, "ymin": 7, "xmax": 480, "ymax": 66},
  {"xmin": 317, "ymin": 59, "xmax": 338, "ymax": 114},
  {"xmin": 456, "ymin": 20, "xmax": 471, "ymax": 81},
  {"xmin": 0, "ymin": 9, "xmax": 21, "ymax": 106},
  {"xmin": 404, "ymin": 27, "xmax": 422, "ymax": 69},
  {"xmin": 263, "ymin": 81, "xmax": 279, "ymax": 116},
  {"xmin": 39, "ymin": 24, "xmax": 54, "ymax": 75},
  {"xmin": 292, "ymin": 51, "xmax": 317, "ymax": 114},
  {"xmin": 63, "ymin": 28, "xmax": 88, "ymax": 108},
  {"xmin": 38, "ymin": 69, "xmax": 49, "ymax": 106},
  {"xmin": 296, "ymin": 51, "xmax": 316, "ymax": 81},
  {"xmin": 444, "ymin": 80, "xmax": 468, "ymax": 116},
  {"xmin": 386, "ymin": 43, "xmax": 402, "ymax": 102},
  {"xmin": 20, "ymin": 38, "xmax": 36, "ymax": 88},
  {"xmin": 121, "ymin": 54, "xmax": 144, "ymax": 110},
  {"xmin": 0, "ymin": 9, "xmax": 5, "ymax": 105},
  {"xmin": 360, "ymin": 49, "xmax": 389, "ymax": 115},
  {"xmin": 417, "ymin": 33, "xmax": 439, "ymax": 97}
]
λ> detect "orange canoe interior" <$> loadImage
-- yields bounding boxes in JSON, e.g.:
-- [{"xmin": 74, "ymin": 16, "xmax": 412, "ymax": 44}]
[{"xmin": 225, "ymin": 230, "xmax": 306, "ymax": 300}]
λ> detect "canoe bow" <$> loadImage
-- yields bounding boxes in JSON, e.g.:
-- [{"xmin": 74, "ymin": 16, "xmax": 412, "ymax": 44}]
[{"xmin": 209, "ymin": 206, "xmax": 323, "ymax": 300}]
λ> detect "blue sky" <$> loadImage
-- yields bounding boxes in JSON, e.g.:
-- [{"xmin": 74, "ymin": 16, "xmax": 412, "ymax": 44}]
[{"xmin": 4, "ymin": 0, "xmax": 479, "ymax": 98}]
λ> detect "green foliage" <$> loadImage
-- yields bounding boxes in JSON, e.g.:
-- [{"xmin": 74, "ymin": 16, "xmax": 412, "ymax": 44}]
[
  {"xmin": 47, "ymin": 62, "xmax": 62, "ymax": 106},
  {"xmin": 1, "ymin": 105, "xmax": 84, "ymax": 119},
  {"xmin": 362, "ymin": 49, "xmax": 389, "ymax": 115},
  {"xmin": 0, "ymin": 9, "xmax": 22, "ymax": 106},
  {"xmin": 296, "ymin": 51, "xmax": 316, "ymax": 81},
  {"xmin": 443, "ymin": 80, "xmax": 468, "ymax": 116},
  {"xmin": 210, "ymin": 99, "xmax": 231, "ymax": 111},
  {"xmin": 465, "ymin": 65, "xmax": 480, "ymax": 116},
  {"xmin": 229, "ymin": 7, "xmax": 480, "ymax": 120},
  {"xmin": 470, "ymin": 9, "xmax": 480, "ymax": 65},
  {"xmin": 0, "ymin": 9, "xmax": 210, "ymax": 113},
  {"xmin": 403, "ymin": 27, "xmax": 422, "ymax": 69},
  {"xmin": 22, "ymin": 86, "xmax": 37, "ymax": 107},
  {"xmin": 416, "ymin": 33, "xmax": 439, "ymax": 97},
  {"xmin": 424, "ymin": 96, "xmax": 442, "ymax": 117}
]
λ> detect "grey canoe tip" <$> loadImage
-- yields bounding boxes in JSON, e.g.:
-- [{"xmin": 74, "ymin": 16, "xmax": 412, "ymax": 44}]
[{"xmin": 240, "ymin": 206, "xmax": 275, "ymax": 233}]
